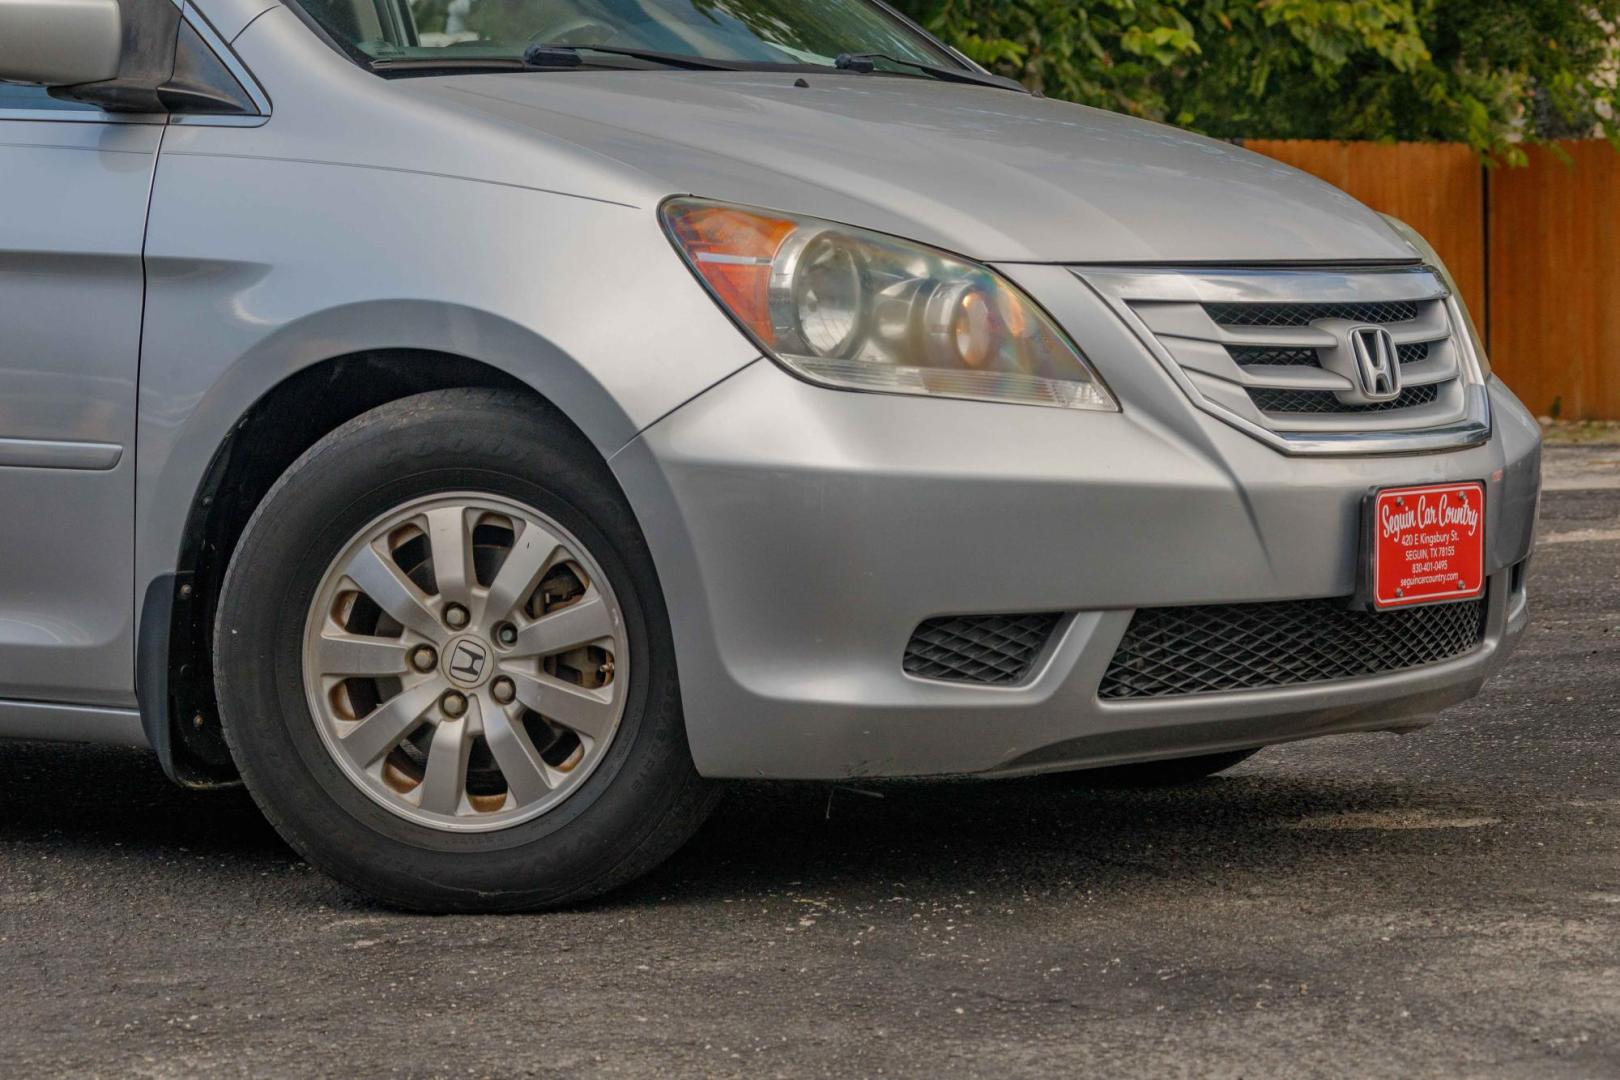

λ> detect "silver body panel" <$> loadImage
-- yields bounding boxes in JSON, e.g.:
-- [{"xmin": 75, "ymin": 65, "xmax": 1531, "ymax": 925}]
[
  {"xmin": 387, "ymin": 69, "xmax": 1412, "ymax": 265},
  {"xmin": 0, "ymin": 116, "xmax": 156, "ymax": 707},
  {"xmin": 0, "ymin": 0, "xmax": 1541, "ymax": 778},
  {"xmin": 611, "ymin": 353, "xmax": 1538, "ymax": 779},
  {"xmin": 0, "ymin": 699, "xmax": 144, "ymax": 745},
  {"xmin": 133, "ymin": 8, "xmax": 760, "ymax": 607}
]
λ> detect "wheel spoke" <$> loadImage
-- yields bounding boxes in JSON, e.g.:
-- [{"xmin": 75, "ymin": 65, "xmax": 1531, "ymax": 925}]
[
  {"xmin": 314, "ymin": 632, "xmax": 411, "ymax": 678},
  {"xmin": 417, "ymin": 711, "xmax": 471, "ymax": 816},
  {"xmin": 340, "ymin": 680, "xmax": 442, "ymax": 766},
  {"xmin": 507, "ymin": 591, "xmax": 614, "ymax": 659},
  {"xmin": 425, "ymin": 506, "xmax": 475, "ymax": 607},
  {"xmin": 345, "ymin": 544, "xmax": 441, "ymax": 642},
  {"xmin": 481, "ymin": 696, "xmax": 554, "ymax": 806},
  {"xmin": 481, "ymin": 523, "xmax": 562, "ymax": 626},
  {"xmin": 507, "ymin": 671, "xmax": 615, "ymax": 742}
]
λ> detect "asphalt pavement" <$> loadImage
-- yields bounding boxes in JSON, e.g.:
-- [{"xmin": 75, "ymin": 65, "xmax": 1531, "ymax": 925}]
[{"xmin": 1, "ymin": 445, "xmax": 1617, "ymax": 1079}]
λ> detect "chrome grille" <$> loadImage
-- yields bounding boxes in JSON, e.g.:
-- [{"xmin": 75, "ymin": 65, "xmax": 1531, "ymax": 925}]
[
  {"xmin": 1099, "ymin": 596, "xmax": 1488, "ymax": 700},
  {"xmin": 904, "ymin": 613, "xmax": 1060, "ymax": 685},
  {"xmin": 1073, "ymin": 266, "xmax": 1491, "ymax": 455}
]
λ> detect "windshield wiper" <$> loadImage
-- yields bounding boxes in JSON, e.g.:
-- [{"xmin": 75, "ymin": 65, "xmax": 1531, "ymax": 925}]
[
  {"xmin": 369, "ymin": 45, "xmax": 744, "ymax": 76},
  {"xmin": 522, "ymin": 43, "xmax": 743, "ymax": 72},
  {"xmin": 833, "ymin": 52, "xmax": 1026, "ymax": 93},
  {"xmin": 370, "ymin": 44, "xmax": 1018, "ymax": 86},
  {"xmin": 371, "ymin": 56, "xmax": 534, "ymax": 74}
]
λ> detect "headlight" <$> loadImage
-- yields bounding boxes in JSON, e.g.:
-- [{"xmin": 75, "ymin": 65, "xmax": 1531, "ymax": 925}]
[
  {"xmin": 1380, "ymin": 213, "xmax": 1491, "ymax": 380},
  {"xmin": 661, "ymin": 198, "xmax": 1116, "ymax": 411}
]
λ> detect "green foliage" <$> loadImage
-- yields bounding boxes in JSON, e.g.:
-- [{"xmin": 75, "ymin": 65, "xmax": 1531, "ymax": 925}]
[{"xmin": 891, "ymin": 0, "xmax": 1620, "ymax": 160}]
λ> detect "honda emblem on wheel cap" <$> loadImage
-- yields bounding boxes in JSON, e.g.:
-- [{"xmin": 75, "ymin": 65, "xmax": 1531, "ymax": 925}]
[
  {"xmin": 1349, "ymin": 326, "xmax": 1401, "ymax": 401},
  {"xmin": 450, "ymin": 641, "xmax": 488, "ymax": 681}
]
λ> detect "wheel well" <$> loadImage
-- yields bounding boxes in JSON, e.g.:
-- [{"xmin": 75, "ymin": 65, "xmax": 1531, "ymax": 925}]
[{"xmin": 152, "ymin": 351, "xmax": 555, "ymax": 785}]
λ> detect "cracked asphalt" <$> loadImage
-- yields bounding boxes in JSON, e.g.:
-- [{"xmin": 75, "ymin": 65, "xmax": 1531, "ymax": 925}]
[{"xmin": 2, "ymin": 445, "xmax": 1617, "ymax": 1078}]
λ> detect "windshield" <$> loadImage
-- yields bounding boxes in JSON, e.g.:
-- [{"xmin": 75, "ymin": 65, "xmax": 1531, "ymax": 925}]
[{"xmin": 294, "ymin": 0, "xmax": 961, "ymax": 71}]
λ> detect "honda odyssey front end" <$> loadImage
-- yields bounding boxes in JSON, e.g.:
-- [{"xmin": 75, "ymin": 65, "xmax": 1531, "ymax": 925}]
[{"xmin": 0, "ymin": 0, "xmax": 1538, "ymax": 910}]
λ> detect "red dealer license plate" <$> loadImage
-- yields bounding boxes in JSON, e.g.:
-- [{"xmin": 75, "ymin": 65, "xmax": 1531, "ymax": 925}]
[{"xmin": 1367, "ymin": 482, "xmax": 1486, "ymax": 610}]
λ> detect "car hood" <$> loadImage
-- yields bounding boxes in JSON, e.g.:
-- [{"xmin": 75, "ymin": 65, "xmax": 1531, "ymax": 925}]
[{"xmin": 403, "ymin": 71, "xmax": 1412, "ymax": 264}]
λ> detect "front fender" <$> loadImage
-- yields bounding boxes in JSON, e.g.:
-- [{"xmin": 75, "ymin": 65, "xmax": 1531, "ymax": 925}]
[{"xmin": 135, "ymin": 149, "xmax": 755, "ymax": 596}]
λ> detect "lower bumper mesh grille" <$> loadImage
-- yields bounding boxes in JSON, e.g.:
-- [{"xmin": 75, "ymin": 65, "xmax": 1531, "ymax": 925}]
[
  {"xmin": 1100, "ymin": 596, "xmax": 1488, "ymax": 700},
  {"xmin": 904, "ymin": 613, "xmax": 1061, "ymax": 685}
]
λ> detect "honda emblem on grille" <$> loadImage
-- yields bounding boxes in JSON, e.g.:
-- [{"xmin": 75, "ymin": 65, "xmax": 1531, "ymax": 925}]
[{"xmin": 1349, "ymin": 326, "xmax": 1401, "ymax": 401}]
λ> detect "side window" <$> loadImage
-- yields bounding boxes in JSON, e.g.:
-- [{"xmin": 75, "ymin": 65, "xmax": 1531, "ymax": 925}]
[{"xmin": 0, "ymin": 84, "xmax": 99, "ymax": 114}]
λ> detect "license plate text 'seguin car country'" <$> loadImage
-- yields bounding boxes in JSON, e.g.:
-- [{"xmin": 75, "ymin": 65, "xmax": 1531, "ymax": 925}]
[{"xmin": 1368, "ymin": 482, "xmax": 1486, "ymax": 610}]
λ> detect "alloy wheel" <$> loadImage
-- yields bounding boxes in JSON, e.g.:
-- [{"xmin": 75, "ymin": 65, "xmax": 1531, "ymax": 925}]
[{"xmin": 301, "ymin": 493, "xmax": 627, "ymax": 832}]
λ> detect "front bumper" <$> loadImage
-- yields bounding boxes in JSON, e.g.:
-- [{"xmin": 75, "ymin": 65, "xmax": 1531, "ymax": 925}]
[{"xmin": 611, "ymin": 274, "xmax": 1541, "ymax": 781}]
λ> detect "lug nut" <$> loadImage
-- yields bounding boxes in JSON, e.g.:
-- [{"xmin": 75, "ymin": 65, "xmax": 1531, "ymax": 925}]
[
  {"xmin": 443, "ymin": 603, "xmax": 470, "ymax": 630},
  {"xmin": 410, "ymin": 645, "xmax": 438, "ymax": 673},
  {"xmin": 441, "ymin": 691, "xmax": 468, "ymax": 719},
  {"xmin": 495, "ymin": 623, "xmax": 518, "ymax": 647},
  {"xmin": 491, "ymin": 676, "xmax": 516, "ymax": 705}
]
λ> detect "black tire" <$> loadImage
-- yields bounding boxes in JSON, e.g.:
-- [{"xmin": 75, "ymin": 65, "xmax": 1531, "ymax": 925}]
[
  {"xmin": 213, "ymin": 389, "xmax": 717, "ymax": 912},
  {"xmin": 1056, "ymin": 748, "xmax": 1261, "ymax": 788}
]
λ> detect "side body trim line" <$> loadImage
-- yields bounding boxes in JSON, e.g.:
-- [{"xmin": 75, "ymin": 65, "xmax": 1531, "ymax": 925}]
[{"xmin": 0, "ymin": 437, "xmax": 123, "ymax": 470}]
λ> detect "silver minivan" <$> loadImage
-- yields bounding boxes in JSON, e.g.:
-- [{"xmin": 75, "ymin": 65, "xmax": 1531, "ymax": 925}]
[{"xmin": 0, "ymin": 0, "xmax": 1540, "ymax": 910}]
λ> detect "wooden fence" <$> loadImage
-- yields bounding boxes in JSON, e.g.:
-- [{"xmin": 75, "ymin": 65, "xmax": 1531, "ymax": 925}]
[{"xmin": 1245, "ymin": 138, "xmax": 1620, "ymax": 420}]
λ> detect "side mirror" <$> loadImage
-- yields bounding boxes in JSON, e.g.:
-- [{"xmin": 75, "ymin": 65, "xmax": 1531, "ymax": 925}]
[{"xmin": 0, "ymin": 0, "xmax": 123, "ymax": 87}]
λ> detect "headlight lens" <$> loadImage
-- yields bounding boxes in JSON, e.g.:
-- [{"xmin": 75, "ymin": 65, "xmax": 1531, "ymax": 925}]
[
  {"xmin": 662, "ymin": 198, "xmax": 1116, "ymax": 411},
  {"xmin": 1380, "ymin": 213, "xmax": 1492, "ymax": 380}
]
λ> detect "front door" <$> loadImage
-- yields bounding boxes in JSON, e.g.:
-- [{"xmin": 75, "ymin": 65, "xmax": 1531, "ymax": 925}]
[{"xmin": 0, "ymin": 87, "xmax": 158, "ymax": 707}]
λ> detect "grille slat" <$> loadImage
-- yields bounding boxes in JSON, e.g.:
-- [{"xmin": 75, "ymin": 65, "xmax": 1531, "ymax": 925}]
[
  {"xmin": 1100, "ymin": 596, "xmax": 1487, "ymax": 700},
  {"xmin": 1231, "ymin": 342, "xmax": 1430, "ymax": 371},
  {"xmin": 904, "ymin": 613, "xmax": 1060, "ymax": 685},
  {"xmin": 1206, "ymin": 300, "xmax": 1420, "ymax": 327},
  {"xmin": 1228, "ymin": 346, "xmax": 1321, "ymax": 367},
  {"xmin": 1249, "ymin": 383, "xmax": 1440, "ymax": 414}
]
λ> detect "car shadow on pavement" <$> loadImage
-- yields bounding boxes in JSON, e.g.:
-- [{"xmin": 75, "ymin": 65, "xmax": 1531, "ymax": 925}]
[
  {"xmin": 0, "ymin": 739, "xmax": 1491, "ymax": 911},
  {"xmin": 611, "ymin": 765, "xmax": 1489, "ymax": 909},
  {"xmin": 0, "ymin": 742, "xmax": 286, "ymax": 861}
]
